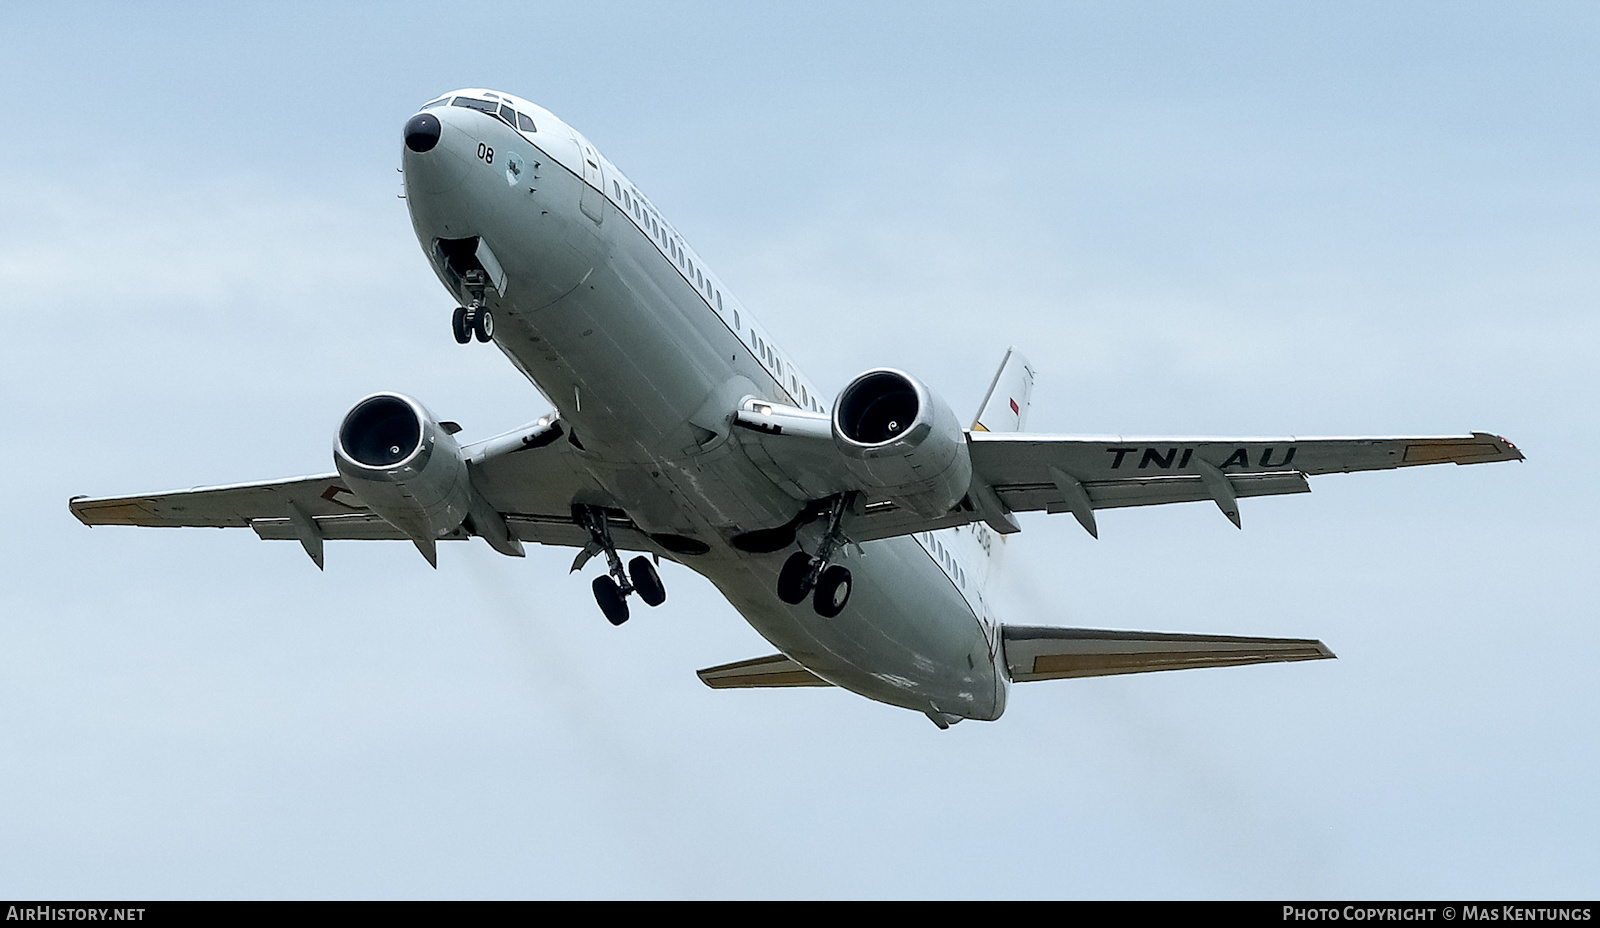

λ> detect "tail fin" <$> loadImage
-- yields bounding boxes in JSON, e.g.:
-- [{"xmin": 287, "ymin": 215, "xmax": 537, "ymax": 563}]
[
  {"xmin": 971, "ymin": 347, "xmax": 1034, "ymax": 433},
  {"xmin": 969, "ymin": 349, "xmax": 1034, "ymax": 584}
]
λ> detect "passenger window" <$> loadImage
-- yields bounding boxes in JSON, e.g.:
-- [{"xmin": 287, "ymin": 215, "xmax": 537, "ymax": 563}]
[{"xmin": 613, "ymin": 181, "xmax": 622, "ymax": 198}]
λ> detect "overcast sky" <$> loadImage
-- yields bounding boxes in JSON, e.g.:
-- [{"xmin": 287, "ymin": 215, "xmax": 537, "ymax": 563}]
[{"xmin": 2, "ymin": 1, "xmax": 1596, "ymax": 899}]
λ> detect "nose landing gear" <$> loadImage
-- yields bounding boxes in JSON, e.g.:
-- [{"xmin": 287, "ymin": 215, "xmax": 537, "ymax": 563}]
[
  {"xmin": 572, "ymin": 505, "xmax": 667, "ymax": 625},
  {"xmin": 451, "ymin": 269, "xmax": 495, "ymax": 344}
]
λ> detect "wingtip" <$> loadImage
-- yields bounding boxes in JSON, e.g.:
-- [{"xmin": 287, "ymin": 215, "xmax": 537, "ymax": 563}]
[{"xmin": 1474, "ymin": 432, "xmax": 1526, "ymax": 463}]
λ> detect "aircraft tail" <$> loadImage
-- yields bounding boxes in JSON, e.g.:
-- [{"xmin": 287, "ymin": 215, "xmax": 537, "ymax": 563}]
[
  {"xmin": 971, "ymin": 347, "xmax": 1034, "ymax": 433},
  {"xmin": 969, "ymin": 348, "xmax": 1034, "ymax": 584}
]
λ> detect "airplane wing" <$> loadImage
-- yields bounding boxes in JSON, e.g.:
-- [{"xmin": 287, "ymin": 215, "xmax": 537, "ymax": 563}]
[
  {"xmin": 70, "ymin": 471, "xmax": 420, "ymax": 536},
  {"xmin": 814, "ymin": 430, "xmax": 1523, "ymax": 542},
  {"xmin": 70, "ymin": 416, "xmax": 648, "ymax": 561},
  {"xmin": 960, "ymin": 430, "xmax": 1523, "ymax": 535}
]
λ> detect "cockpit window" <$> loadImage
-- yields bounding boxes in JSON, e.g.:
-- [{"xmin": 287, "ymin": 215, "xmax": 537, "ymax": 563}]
[
  {"xmin": 421, "ymin": 97, "xmax": 450, "ymax": 110},
  {"xmin": 515, "ymin": 112, "xmax": 537, "ymax": 133},
  {"xmin": 496, "ymin": 103, "xmax": 521, "ymax": 130},
  {"xmin": 451, "ymin": 97, "xmax": 499, "ymax": 115}
]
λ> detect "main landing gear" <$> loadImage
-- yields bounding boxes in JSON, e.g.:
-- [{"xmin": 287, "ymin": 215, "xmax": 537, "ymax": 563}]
[
  {"xmin": 451, "ymin": 269, "xmax": 494, "ymax": 344},
  {"xmin": 777, "ymin": 494, "xmax": 854, "ymax": 618},
  {"xmin": 573, "ymin": 504, "xmax": 666, "ymax": 626}
]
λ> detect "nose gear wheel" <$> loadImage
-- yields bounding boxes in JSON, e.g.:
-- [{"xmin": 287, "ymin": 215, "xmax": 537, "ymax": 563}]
[{"xmin": 451, "ymin": 268, "xmax": 494, "ymax": 344}]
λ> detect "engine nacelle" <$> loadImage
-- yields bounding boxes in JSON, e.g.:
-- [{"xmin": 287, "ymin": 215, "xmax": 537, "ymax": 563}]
[
  {"xmin": 832, "ymin": 369, "xmax": 972, "ymax": 518},
  {"xmin": 334, "ymin": 392, "xmax": 473, "ymax": 544}
]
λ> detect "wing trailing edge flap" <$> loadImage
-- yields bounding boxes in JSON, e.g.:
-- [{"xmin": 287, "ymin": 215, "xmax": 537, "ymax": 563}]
[
  {"xmin": 1001, "ymin": 625, "xmax": 1334, "ymax": 682},
  {"xmin": 697, "ymin": 654, "xmax": 834, "ymax": 689}
]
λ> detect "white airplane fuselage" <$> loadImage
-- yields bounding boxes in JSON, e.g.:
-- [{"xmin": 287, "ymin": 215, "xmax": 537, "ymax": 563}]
[{"xmin": 401, "ymin": 90, "xmax": 1006, "ymax": 722}]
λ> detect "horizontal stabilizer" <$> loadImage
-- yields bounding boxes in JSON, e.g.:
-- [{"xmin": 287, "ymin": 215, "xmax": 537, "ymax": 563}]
[
  {"xmin": 697, "ymin": 654, "xmax": 834, "ymax": 689},
  {"xmin": 1002, "ymin": 625, "xmax": 1334, "ymax": 681}
]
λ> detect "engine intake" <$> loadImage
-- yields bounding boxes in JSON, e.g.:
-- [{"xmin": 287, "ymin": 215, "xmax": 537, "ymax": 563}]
[
  {"xmin": 832, "ymin": 369, "xmax": 972, "ymax": 517},
  {"xmin": 836, "ymin": 371, "xmax": 921, "ymax": 446},
  {"xmin": 334, "ymin": 392, "xmax": 473, "ymax": 544},
  {"xmin": 340, "ymin": 395, "xmax": 425, "ymax": 467}
]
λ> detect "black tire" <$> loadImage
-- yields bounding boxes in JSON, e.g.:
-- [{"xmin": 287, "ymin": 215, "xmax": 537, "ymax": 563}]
[
  {"xmin": 812, "ymin": 565, "xmax": 852, "ymax": 618},
  {"xmin": 451, "ymin": 306, "xmax": 471, "ymax": 344},
  {"xmin": 777, "ymin": 551, "xmax": 813, "ymax": 605},
  {"xmin": 473, "ymin": 308, "xmax": 494, "ymax": 342},
  {"xmin": 629, "ymin": 556, "xmax": 666, "ymax": 607},
  {"xmin": 593, "ymin": 575, "xmax": 629, "ymax": 625}
]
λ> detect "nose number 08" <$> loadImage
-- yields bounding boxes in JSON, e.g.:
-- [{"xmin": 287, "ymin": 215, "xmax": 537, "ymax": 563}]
[{"xmin": 477, "ymin": 143, "xmax": 494, "ymax": 164}]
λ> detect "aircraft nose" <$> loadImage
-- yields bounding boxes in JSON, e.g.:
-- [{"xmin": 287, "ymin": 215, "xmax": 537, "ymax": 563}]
[{"xmin": 404, "ymin": 112, "xmax": 441, "ymax": 153}]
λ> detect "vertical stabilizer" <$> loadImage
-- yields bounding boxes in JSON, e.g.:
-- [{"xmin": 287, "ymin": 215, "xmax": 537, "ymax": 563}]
[
  {"xmin": 969, "ymin": 348, "xmax": 1035, "ymax": 586},
  {"xmin": 971, "ymin": 347, "xmax": 1034, "ymax": 434}
]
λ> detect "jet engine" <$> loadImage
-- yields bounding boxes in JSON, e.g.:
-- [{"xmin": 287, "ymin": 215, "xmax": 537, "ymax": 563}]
[
  {"xmin": 334, "ymin": 392, "xmax": 473, "ymax": 547},
  {"xmin": 832, "ymin": 369, "xmax": 972, "ymax": 517}
]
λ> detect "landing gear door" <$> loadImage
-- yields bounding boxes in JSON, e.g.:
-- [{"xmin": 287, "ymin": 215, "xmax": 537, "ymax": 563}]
[{"xmin": 576, "ymin": 135, "xmax": 606, "ymax": 225}]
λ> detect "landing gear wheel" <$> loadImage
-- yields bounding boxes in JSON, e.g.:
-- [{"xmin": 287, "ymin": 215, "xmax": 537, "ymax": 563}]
[
  {"xmin": 777, "ymin": 551, "xmax": 813, "ymax": 605},
  {"xmin": 593, "ymin": 575, "xmax": 629, "ymax": 625},
  {"xmin": 812, "ymin": 565, "xmax": 852, "ymax": 618},
  {"xmin": 628, "ymin": 556, "xmax": 666, "ymax": 607},
  {"xmin": 451, "ymin": 306, "xmax": 471, "ymax": 344},
  {"xmin": 473, "ymin": 308, "xmax": 494, "ymax": 342}
]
